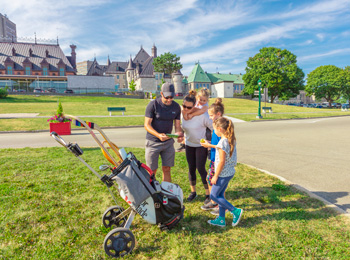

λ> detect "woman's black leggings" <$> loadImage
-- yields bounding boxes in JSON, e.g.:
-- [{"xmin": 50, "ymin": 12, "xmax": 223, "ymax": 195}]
[{"xmin": 185, "ymin": 145, "xmax": 209, "ymax": 189}]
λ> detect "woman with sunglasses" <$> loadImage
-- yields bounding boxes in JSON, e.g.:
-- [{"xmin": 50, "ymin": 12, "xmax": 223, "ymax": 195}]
[{"xmin": 181, "ymin": 90, "xmax": 213, "ymax": 202}]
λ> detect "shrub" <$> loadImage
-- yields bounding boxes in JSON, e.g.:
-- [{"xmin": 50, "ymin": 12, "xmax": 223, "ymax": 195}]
[{"xmin": 0, "ymin": 88, "xmax": 8, "ymax": 98}]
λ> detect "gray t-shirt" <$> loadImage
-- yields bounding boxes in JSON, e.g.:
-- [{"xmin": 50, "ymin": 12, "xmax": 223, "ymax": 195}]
[
  {"xmin": 215, "ymin": 138, "xmax": 237, "ymax": 177},
  {"xmin": 145, "ymin": 97, "xmax": 181, "ymax": 142}
]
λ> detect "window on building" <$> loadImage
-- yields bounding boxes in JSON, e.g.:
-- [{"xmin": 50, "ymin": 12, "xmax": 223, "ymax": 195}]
[
  {"xmin": 59, "ymin": 68, "xmax": 64, "ymax": 76},
  {"xmin": 117, "ymin": 75, "xmax": 119, "ymax": 79},
  {"xmin": 155, "ymin": 74, "xmax": 158, "ymax": 80},
  {"xmin": 200, "ymin": 83, "xmax": 202, "ymax": 87},
  {"xmin": 196, "ymin": 83, "xmax": 198, "ymax": 89},
  {"xmin": 7, "ymin": 66, "xmax": 13, "ymax": 75},
  {"xmin": 159, "ymin": 74, "xmax": 162, "ymax": 79},
  {"xmin": 25, "ymin": 66, "xmax": 31, "ymax": 75},
  {"xmin": 157, "ymin": 85, "xmax": 160, "ymax": 91},
  {"xmin": 43, "ymin": 67, "xmax": 48, "ymax": 76},
  {"xmin": 241, "ymin": 85, "xmax": 243, "ymax": 90}
]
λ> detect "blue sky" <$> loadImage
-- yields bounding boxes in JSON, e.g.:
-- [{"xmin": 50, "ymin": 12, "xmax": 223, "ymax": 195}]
[{"xmin": 2, "ymin": 0, "xmax": 350, "ymax": 76}]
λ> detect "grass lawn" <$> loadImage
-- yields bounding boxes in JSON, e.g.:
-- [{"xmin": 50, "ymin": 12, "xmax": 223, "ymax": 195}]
[
  {"xmin": 1, "ymin": 147, "xmax": 349, "ymax": 259},
  {"xmin": 0, "ymin": 95, "xmax": 349, "ymax": 131}
]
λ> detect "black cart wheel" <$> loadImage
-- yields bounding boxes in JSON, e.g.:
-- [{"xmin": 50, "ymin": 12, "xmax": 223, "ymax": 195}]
[
  {"xmin": 102, "ymin": 206, "xmax": 127, "ymax": 229},
  {"xmin": 104, "ymin": 228, "xmax": 135, "ymax": 258}
]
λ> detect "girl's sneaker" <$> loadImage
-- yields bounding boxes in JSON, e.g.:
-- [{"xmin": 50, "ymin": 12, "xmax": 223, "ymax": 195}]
[
  {"xmin": 207, "ymin": 216, "xmax": 226, "ymax": 227},
  {"xmin": 201, "ymin": 201, "xmax": 218, "ymax": 211},
  {"xmin": 231, "ymin": 208, "xmax": 243, "ymax": 226}
]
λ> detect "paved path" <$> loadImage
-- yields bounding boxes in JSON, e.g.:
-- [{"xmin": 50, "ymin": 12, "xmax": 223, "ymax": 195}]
[{"xmin": 1, "ymin": 116, "xmax": 349, "ymax": 216}]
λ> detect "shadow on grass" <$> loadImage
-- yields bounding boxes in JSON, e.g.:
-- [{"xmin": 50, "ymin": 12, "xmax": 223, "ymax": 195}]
[
  {"xmin": 0, "ymin": 96, "xmax": 57, "ymax": 103},
  {"xmin": 176, "ymin": 184, "xmax": 342, "ymax": 234}
]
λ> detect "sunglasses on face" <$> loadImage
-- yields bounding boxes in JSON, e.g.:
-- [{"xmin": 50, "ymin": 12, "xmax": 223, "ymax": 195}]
[
  {"xmin": 163, "ymin": 95, "xmax": 174, "ymax": 100},
  {"xmin": 182, "ymin": 104, "xmax": 193, "ymax": 109}
]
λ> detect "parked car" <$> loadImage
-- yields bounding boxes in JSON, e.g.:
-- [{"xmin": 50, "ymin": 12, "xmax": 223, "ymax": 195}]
[
  {"xmin": 341, "ymin": 103, "xmax": 349, "ymax": 109},
  {"xmin": 64, "ymin": 89, "xmax": 74, "ymax": 94},
  {"xmin": 104, "ymin": 92, "xmax": 113, "ymax": 95},
  {"xmin": 45, "ymin": 88, "xmax": 57, "ymax": 93},
  {"xmin": 332, "ymin": 103, "xmax": 341, "ymax": 108},
  {"xmin": 306, "ymin": 104, "xmax": 314, "ymax": 108},
  {"xmin": 34, "ymin": 88, "xmax": 44, "ymax": 93},
  {"xmin": 15, "ymin": 89, "xmax": 26, "ymax": 92},
  {"xmin": 315, "ymin": 104, "xmax": 323, "ymax": 108},
  {"xmin": 175, "ymin": 93, "xmax": 183, "ymax": 97},
  {"xmin": 115, "ymin": 92, "xmax": 124, "ymax": 96}
]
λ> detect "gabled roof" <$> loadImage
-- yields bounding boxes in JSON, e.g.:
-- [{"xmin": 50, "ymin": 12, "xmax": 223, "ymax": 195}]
[
  {"xmin": 207, "ymin": 73, "xmax": 244, "ymax": 84},
  {"xmin": 0, "ymin": 42, "xmax": 74, "ymax": 72},
  {"xmin": 106, "ymin": 61, "xmax": 128, "ymax": 73},
  {"xmin": 133, "ymin": 47, "xmax": 150, "ymax": 64},
  {"xmin": 187, "ymin": 63, "xmax": 211, "ymax": 83},
  {"xmin": 140, "ymin": 56, "xmax": 154, "ymax": 76}
]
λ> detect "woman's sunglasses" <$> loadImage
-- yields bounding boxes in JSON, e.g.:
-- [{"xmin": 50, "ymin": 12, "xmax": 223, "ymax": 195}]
[{"xmin": 182, "ymin": 104, "xmax": 193, "ymax": 109}]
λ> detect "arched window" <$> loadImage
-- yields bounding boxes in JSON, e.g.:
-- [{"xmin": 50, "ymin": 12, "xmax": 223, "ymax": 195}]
[
  {"xmin": 43, "ymin": 67, "xmax": 48, "ymax": 76},
  {"xmin": 59, "ymin": 68, "xmax": 64, "ymax": 76}
]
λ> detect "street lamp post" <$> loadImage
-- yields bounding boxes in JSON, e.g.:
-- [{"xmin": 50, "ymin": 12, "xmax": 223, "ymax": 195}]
[{"xmin": 256, "ymin": 79, "xmax": 263, "ymax": 119}]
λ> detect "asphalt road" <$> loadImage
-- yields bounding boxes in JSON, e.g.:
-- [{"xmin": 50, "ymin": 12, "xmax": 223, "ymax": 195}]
[{"xmin": 1, "ymin": 116, "xmax": 349, "ymax": 215}]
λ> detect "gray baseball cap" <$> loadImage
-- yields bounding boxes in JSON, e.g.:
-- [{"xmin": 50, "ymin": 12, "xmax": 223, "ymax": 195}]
[{"xmin": 161, "ymin": 82, "xmax": 175, "ymax": 97}]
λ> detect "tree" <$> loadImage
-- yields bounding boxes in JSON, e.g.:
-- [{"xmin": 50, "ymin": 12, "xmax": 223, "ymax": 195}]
[
  {"xmin": 341, "ymin": 66, "xmax": 350, "ymax": 102},
  {"xmin": 128, "ymin": 79, "xmax": 136, "ymax": 92},
  {"xmin": 153, "ymin": 52, "xmax": 183, "ymax": 76},
  {"xmin": 242, "ymin": 47, "xmax": 305, "ymax": 103},
  {"xmin": 305, "ymin": 65, "xmax": 343, "ymax": 107}
]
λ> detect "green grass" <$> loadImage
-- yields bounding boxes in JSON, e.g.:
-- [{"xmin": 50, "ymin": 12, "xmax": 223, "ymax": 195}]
[
  {"xmin": 0, "ymin": 95, "xmax": 349, "ymax": 131},
  {"xmin": 1, "ymin": 147, "xmax": 349, "ymax": 259}
]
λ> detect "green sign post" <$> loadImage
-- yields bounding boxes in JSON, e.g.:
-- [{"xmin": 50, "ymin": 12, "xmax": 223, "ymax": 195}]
[{"xmin": 256, "ymin": 79, "xmax": 263, "ymax": 119}]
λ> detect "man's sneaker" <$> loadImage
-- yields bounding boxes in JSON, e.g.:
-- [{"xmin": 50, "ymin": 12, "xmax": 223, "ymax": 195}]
[
  {"xmin": 231, "ymin": 208, "xmax": 243, "ymax": 227},
  {"xmin": 204, "ymin": 195, "xmax": 210, "ymax": 204},
  {"xmin": 176, "ymin": 144, "xmax": 186, "ymax": 152},
  {"xmin": 201, "ymin": 201, "xmax": 218, "ymax": 211},
  {"xmin": 187, "ymin": 192, "xmax": 197, "ymax": 202},
  {"xmin": 210, "ymin": 207, "xmax": 228, "ymax": 216},
  {"xmin": 207, "ymin": 216, "xmax": 226, "ymax": 227}
]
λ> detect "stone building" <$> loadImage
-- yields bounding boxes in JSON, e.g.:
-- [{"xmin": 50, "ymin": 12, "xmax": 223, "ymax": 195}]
[
  {"xmin": 76, "ymin": 45, "xmax": 183, "ymax": 93},
  {"xmin": 0, "ymin": 40, "xmax": 76, "ymax": 91}
]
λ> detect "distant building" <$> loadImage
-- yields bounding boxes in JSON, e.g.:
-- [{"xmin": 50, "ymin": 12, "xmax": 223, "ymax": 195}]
[
  {"xmin": 77, "ymin": 45, "xmax": 183, "ymax": 93},
  {"xmin": 0, "ymin": 40, "xmax": 76, "ymax": 91},
  {"xmin": 187, "ymin": 62, "xmax": 244, "ymax": 98},
  {"xmin": 0, "ymin": 13, "xmax": 17, "ymax": 42}
]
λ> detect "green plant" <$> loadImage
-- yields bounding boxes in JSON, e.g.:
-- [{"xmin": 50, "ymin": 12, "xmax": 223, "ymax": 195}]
[
  {"xmin": 47, "ymin": 101, "xmax": 71, "ymax": 123},
  {"xmin": 0, "ymin": 88, "xmax": 8, "ymax": 98}
]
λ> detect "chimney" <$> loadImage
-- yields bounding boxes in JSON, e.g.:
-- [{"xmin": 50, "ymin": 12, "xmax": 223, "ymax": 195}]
[
  {"xmin": 70, "ymin": 44, "xmax": 77, "ymax": 70},
  {"xmin": 152, "ymin": 44, "xmax": 157, "ymax": 58}
]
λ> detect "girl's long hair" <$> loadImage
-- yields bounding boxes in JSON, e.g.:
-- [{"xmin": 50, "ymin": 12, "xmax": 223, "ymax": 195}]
[
  {"xmin": 214, "ymin": 117, "xmax": 236, "ymax": 157},
  {"xmin": 209, "ymin": 98, "xmax": 224, "ymax": 115}
]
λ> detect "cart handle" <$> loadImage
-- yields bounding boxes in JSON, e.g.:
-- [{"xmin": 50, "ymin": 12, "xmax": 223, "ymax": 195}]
[{"xmin": 50, "ymin": 131, "xmax": 68, "ymax": 148}]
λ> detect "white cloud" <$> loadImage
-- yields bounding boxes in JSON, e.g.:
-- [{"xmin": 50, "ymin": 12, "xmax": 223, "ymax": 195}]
[{"xmin": 299, "ymin": 48, "xmax": 350, "ymax": 62}]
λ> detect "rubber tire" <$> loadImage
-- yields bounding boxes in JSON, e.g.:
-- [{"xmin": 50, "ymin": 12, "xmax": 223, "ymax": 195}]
[
  {"xmin": 103, "ymin": 227, "xmax": 135, "ymax": 258},
  {"xmin": 102, "ymin": 206, "xmax": 127, "ymax": 229}
]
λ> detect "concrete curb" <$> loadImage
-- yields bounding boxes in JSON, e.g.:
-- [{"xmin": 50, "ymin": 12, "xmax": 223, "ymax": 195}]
[
  {"xmin": 250, "ymin": 114, "xmax": 350, "ymax": 122},
  {"xmin": 0, "ymin": 125, "xmax": 144, "ymax": 134},
  {"xmin": 243, "ymin": 163, "xmax": 350, "ymax": 218}
]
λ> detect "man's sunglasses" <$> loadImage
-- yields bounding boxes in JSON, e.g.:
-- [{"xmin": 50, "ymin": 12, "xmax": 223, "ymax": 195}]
[
  {"xmin": 182, "ymin": 104, "xmax": 193, "ymax": 109},
  {"xmin": 164, "ymin": 95, "xmax": 174, "ymax": 100}
]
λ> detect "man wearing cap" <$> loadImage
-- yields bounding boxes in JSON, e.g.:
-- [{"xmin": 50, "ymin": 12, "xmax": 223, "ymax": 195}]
[{"xmin": 144, "ymin": 82, "xmax": 183, "ymax": 182}]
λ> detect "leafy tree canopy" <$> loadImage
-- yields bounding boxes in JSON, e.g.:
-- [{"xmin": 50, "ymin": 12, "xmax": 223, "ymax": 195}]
[
  {"xmin": 153, "ymin": 52, "xmax": 183, "ymax": 75},
  {"xmin": 242, "ymin": 47, "xmax": 305, "ymax": 103},
  {"xmin": 305, "ymin": 65, "xmax": 343, "ymax": 106},
  {"xmin": 341, "ymin": 66, "xmax": 350, "ymax": 101}
]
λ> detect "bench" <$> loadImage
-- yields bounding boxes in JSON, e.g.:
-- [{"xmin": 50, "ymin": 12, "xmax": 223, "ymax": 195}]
[
  {"xmin": 108, "ymin": 107, "xmax": 126, "ymax": 116},
  {"xmin": 262, "ymin": 107, "xmax": 272, "ymax": 113}
]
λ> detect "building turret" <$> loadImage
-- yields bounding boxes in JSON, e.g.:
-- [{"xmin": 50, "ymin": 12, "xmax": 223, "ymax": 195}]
[
  {"xmin": 126, "ymin": 55, "xmax": 134, "ymax": 86},
  {"xmin": 70, "ymin": 44, "xmax": 77, "ymax": 70},
  {"xmin": 172, "ymin": 70, "xmax": 183, "ymax": 93},
  {"xmin": 151, "ymin": 44, "xmax": 157, "ymax": 58}
]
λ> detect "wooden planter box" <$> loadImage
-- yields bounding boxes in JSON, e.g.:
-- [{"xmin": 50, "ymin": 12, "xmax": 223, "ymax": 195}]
[{"xmin": 49, "ymin": 122, "xmax": 71, "ymax": 135}]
